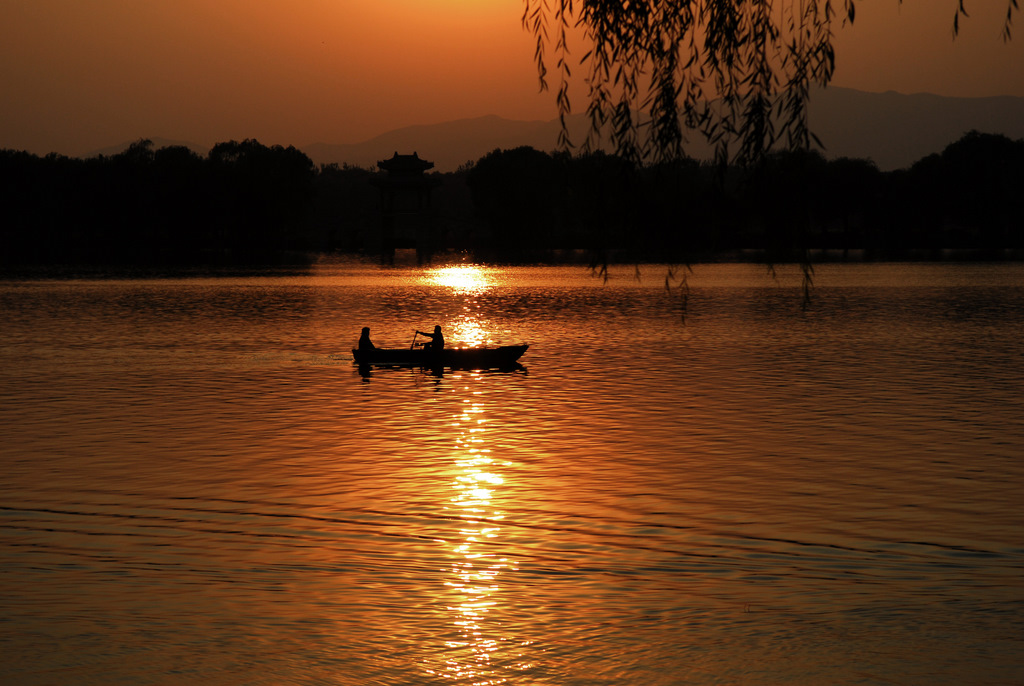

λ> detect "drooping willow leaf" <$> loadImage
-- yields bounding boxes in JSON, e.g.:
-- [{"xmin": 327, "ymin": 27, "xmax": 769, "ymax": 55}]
[{"xmin": 524, "ymin": 1, "xmax": 1018, "ymax": 165}]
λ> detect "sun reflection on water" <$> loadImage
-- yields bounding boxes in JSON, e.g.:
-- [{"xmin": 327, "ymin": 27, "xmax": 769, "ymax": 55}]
[
  {"xmin": 425, "ymin": 384, "xmax": 522, "ymax": 684},
  {"xmin": 424, "ymin": 265, "xmax": 499, "ymax": 348},
  {"xmin": 426, "ymin": 265, "xmax": 494, "ymax": 294},
  {"xmin": 451, "ymin": 319, "xmax": 488, "ymax": 347}
]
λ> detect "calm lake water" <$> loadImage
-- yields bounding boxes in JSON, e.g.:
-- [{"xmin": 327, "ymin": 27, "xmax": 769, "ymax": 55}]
[{"xmin": 2, "ymin": 261, "xmax": 1023, "ymax": 685}]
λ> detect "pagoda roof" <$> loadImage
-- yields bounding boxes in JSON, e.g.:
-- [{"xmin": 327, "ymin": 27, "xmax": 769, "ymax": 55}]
[{"xmin": 377, "ymin": 151, "xmax": 434, "ymax": 173}]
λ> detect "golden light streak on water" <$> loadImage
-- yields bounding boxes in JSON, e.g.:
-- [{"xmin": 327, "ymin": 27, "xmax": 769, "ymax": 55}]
[
  {"xmin": 425, "ymin": 385, "xmax": 522, "ymax": 684},
  {"xmin": 451, "ymin": 317, "xmax": 489, "ymax": 347},
  {"xmin": 424, "ymin": 265, "xmax": 498, "ymax": 347}
]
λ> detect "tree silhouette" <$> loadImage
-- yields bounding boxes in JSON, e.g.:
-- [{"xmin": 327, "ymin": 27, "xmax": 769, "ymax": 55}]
[
  {"xmin": 3, "ymin": 131, "xmax": 1022, "ymax": 271},
  {"xmin": 467, "ymin": 147, "xmax": 565, "ymax": 255},
  {"xmin": 208, "ymin": 139, "xmax": 315, "ymax": 261},
  {"xmin": 524, "ymin": 1, "xmax": 1019, "ymax": 165},
  {"xmin": 905, "ymin": 131, "xmax": 1024, "ymax": 249}
]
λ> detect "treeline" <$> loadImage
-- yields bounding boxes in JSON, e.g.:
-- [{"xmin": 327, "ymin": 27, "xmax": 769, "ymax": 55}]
[
  {"xmin": 2, "ymin": 131, "xmax": 1022, "ymax": 267},
  {"xmin": 466, "ymin": 131, "xmax": 1024, "ymax": 261},
  {"xmin": 1, "ymin": 139, "xmax": 375, "ymax": 265}
]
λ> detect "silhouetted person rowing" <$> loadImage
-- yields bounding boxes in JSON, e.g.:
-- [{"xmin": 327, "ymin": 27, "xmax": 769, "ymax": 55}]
[
  {"xmin": 416, "ymin": 325, "xmax": 444, "ymax": 351},
  {"xmin": 358, "ymin": 327, "xmax": 375, "ymax": 351}
]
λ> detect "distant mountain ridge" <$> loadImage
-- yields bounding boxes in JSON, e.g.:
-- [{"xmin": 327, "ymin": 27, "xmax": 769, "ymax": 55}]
[
  {"xmin": 806, "ymin": 88, "xmax": 1024, "ymax": 170},
  {"xmin": 87, "ymin": 88, "xmax": 1024, "ymax": 172},
  {"xmin": 304, "ymin": 87, "xmax": 1024, "ymax": 172}
]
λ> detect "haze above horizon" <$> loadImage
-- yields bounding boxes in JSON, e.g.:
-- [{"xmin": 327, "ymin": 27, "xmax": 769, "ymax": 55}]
[{"xmin": 3, "ymin": 0, "xmax": 1023, "ymax": 158}]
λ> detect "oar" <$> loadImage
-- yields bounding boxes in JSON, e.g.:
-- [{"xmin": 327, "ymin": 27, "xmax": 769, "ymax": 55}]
[{"xmin": 410, "ymin": 330, "xmax": 419, "ymax": 350}]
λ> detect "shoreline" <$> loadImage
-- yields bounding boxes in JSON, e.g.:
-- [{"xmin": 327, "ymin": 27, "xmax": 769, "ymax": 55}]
[{"xmin": 3, "ymin": 247, "xmax": 1024, "ymax": 280}]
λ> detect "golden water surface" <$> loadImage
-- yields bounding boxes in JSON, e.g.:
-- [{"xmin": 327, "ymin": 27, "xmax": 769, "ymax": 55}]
[{"xmin": 1, "ymin": 262, "xmax": 1023, "ymax": 685}]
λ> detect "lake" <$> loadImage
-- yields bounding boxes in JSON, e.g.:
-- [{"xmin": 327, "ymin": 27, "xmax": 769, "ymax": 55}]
[{"xmin": 1, "ymin": 261, "xmax": 1023, "ymax": 685}]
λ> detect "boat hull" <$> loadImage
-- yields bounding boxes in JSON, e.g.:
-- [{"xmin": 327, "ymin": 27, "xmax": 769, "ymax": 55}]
[{"xmin": 352, "ymin": 344, "xmax": 528, "ymax": 369}]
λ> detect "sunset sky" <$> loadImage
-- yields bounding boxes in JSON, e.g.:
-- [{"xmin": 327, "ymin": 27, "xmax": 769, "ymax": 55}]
[{"xmin": 2, "ymin": 0, "xmax": 1022, "ymax": 157}]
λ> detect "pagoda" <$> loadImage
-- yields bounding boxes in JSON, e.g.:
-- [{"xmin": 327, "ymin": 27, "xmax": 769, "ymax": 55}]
[{"xmin": 372, "ymin": 152, "xmax": 440, "ymax": 263}]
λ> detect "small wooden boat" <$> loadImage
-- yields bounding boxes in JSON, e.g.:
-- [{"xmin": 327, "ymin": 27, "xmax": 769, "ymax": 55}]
[{"xmin": 352, "ymin": 344, "xmax": 528, "ymax": 369}]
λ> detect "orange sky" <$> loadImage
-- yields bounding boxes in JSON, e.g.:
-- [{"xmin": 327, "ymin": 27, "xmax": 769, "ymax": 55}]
[{"xmin": 2, "ymin": 0, "xmax": 1022, "ymax": 157}]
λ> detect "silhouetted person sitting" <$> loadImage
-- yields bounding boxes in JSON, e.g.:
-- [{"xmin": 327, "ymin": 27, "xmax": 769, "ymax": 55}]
[
  {"xmin": 416, "ymin": 325, "xmax": 445, "ymax": 351},
  {"xmin": 358, "ymin": 327, "xmax": 375, "ymax": 351}
]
